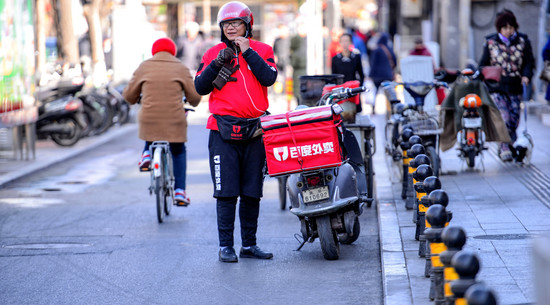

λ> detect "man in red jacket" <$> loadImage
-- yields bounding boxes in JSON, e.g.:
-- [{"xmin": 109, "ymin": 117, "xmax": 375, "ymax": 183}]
[{"xmin": 194, "ymin": 1, "xmax": 277, "ymax": 263}]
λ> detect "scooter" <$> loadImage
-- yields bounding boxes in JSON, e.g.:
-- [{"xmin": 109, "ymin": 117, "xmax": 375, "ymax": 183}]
[
  {"xmin": 35, "ymin": 76, "xmax": 87, "ymax": 146},
  {"xmin": 262, "ymin": 86, "xmax": 368, "ymax": 260},
  {"xmin": 457, "ymin": 93, "xmax": 486, "ymax": 168}
]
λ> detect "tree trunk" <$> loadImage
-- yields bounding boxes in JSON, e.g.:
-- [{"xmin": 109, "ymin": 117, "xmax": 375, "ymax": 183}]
[
  {"xmin": 57, "ymin": 0, "xmax": 79, "ymax": 65},
  {"xmin": 83, "ymin": 0, "xmax": 107, "ymax": 85},
  {"xmin": 35, "ymin": 0, "xmax": 47, "ymax": 77}
]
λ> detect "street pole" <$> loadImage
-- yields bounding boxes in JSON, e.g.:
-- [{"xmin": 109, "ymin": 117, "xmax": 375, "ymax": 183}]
[
  {"xmin": 458, "ymin": 0, "xmax": 471, "ymax": 70},
  {"xmin": 203, "ymin": 0, "xmax": 211, "ymax": 36},
  {"xmin": 440, "ymin": 0, "xmax": 450, "ymax": 69},
  {"xmin": 35, "ymin": 0, "xmax": 46, "ymax": 76},
  {"xmin": 305, "ymin": 0, "xmax": 324, "ymax": 75}
]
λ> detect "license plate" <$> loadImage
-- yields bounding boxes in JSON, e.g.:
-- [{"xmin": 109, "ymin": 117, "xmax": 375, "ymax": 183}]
[
  {"xmin": 302, "ymin": 186, "xmax": 330, "ymax": 203},
  {"xmin": 462, "ymin": 117, "xmax": 482, "ymax": 129}
]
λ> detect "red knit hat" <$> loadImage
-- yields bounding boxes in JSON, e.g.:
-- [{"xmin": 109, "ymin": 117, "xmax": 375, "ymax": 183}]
[{"xmin": 151, "ymin": 37, "xmax": 176, "ymax": 56}]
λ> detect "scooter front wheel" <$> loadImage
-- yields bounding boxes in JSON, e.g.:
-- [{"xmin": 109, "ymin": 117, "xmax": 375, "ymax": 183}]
[
  {"xmin": 316, "ymin": 215, "xmax": 340, "ymax": 260},
  {"xmin": 339, "ymin": 216, "xmax": 361, "ymax": 244}
]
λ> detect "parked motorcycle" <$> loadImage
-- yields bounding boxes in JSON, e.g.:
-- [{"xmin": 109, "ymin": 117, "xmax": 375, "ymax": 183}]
[
  {"xmin": 261, "ymin": 86, "xmax": 368, "ymax": 260},
  {"xmin": 457, "ymin": 93, "xmax": 486, "ymax": 168},
  {"xmin": 78, "ymin": 85, "xmax": 115, "ymax": 137},
  {"xmin": 35, "ymin": 77, "xmax": 87, "ymax": 146}
]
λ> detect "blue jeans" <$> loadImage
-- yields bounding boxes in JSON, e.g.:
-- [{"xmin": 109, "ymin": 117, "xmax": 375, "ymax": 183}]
[{"xmin": 144, "ymin": 142, "xmax": 187, "ymax": 190}]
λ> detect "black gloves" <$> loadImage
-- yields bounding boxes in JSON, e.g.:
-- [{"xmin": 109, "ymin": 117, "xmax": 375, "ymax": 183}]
[
  {"xmin": 213, "ymin": 64, "xmax": 240, "ymax": 90},
  {"xmin": 212, "ymin": 47, "xmax": 239, "ymax": 90},
  {"xmin": 214, "ymin": 47, "xmax": 236, "ymax": 68}
]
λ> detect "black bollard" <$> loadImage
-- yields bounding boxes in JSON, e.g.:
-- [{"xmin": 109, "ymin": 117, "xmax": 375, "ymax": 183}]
[
  {"xmin": 415, "ymin": 175, "xmax": 440, "ymax": 251},
  {"xmin": 407, "ymin": 153, "xmax": 431, "ymax": 210},
  {"xmin": 465, "ymin": 283, "xmax": 498, "ymax": 305},
  {"xmin": 400, "ymin": 128, "xmax": 415, "ymax": 199},
  {"xmin": 440, "ymin": 226, "xmax": 467, "ymax": 305},
  {"xmin": 450, "ymin": 250, "xmax": 480, "ymax": 304},
  {"xmin": 406, "ymin": 139, "xmax": 424, "ymax": 209},
  {"xmin": 418, "ymin": 185, "xmax": 446, "ymax": 258},
  {"xmin": 425, "ymin": 204, "xmax": 448, "ymax": 302}
]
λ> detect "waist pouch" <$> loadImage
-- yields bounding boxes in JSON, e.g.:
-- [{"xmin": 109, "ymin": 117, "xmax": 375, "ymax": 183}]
[{"xmin": 214, "ymin": 114, "xmax": 262, "ymax": 142}]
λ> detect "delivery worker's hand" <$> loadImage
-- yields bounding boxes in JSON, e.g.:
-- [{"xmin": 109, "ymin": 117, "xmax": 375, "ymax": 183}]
[{"xmin": 214, "ymin": 48, "xmax": 236, "ymax": 68}]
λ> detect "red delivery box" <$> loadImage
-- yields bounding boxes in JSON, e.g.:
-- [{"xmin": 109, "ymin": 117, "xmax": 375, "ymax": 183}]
[{"xmin": 261, "ymin": 105, "xmax": 344, "ymax": 177}]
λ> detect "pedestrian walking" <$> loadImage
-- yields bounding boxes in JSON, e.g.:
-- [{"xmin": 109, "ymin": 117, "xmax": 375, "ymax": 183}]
[
  {"xmin": 478, "ymin": 9, "xmax": 535, "ymax": 162},
  {"xmin": 331, "ymin": 33, "xmax": 365, "ymax": 112},
  {"xmin": 541, "ymin": 34, "xmax": 550, "ymax": 104},
  {"xmin": 368, "ymin": 32, "xmax": 396, "ymax": 113},
  {"xmin": 194, "ymin": 1, "xmax": 277, "ymax": 263},
  {"xmin": 123, "ymin": 37, "xmax": 201, "ymax": 206},
  {"xmin": 273, "ymin": 24, "xmax": 291, "ymax": 94},
  {"xmin": 176, "ymin": 21, "xmax": 205, "ymax": 74},
  {"xmin": 290, "ymin": 21, "xmax": 308, "ymax": 103},
  {"xmin": 409, "ymin": 37, "xmax": 432, "ymax": 57}
]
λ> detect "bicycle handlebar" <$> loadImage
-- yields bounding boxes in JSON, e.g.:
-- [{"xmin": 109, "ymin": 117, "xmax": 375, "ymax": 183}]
[
  {"xmin": 320, "ymin": 86, "xmax": 367, "ymax": 105},
  {"xmin": 382, "ymin": 80, "xmax": 448, "ymax": 89}
]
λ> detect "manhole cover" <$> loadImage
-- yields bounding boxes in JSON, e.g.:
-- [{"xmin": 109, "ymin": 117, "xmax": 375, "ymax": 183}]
[
  {"xmin": 473, "ymin": 234, "xmax": 530, "ymax": 240},
  {"xmin": 59, "ymin": 181, "xmax": 87, "ymax": 185},
  {"xmin": 3, "ymin": 243, "xmax": 92, "ymax": 250},
  {"xmin": 42, "ymin": 188, "xmax": 62, "ymax": 192}
]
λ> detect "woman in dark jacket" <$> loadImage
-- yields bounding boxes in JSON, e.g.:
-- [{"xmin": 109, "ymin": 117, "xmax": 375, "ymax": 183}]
[
  {"xmin": 332, "ymin": 33, "xmax": 365, "ymax": 112},
  {"xmin": 478, "ymin": 9, "xmax": 534, "ymax": 161},
  {"xmin": 368, "ymin": 32, "xmax": 396, "ymax": 113}
]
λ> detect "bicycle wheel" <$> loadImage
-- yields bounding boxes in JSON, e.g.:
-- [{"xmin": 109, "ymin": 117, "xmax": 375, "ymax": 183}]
[
  {"xmin": 163, "ymin": 152, "xmax": 173, "ymax": 216},
  {"xmin": 426, "ymin": 145, "xmax": 440, "ymax": 177},
  {"xmin": 154, "ymin": 148, "xmax": 166, "ymax": 223},
  {"xmin": 366, "ymin": 141, "xmax": 374, "ymax": 207},
  {"xmin": 155, "ymin": 173, "xmax": 165, "ymax": 223}
]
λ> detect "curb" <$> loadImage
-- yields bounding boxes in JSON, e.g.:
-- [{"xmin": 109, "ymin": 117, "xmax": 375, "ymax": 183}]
[{"xmin": 378, "ymin": 200, "xmax": 413, "ymax": 305}]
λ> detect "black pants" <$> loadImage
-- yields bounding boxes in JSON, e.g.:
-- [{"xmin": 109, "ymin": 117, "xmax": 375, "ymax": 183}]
[
  {"xmin": 217, "ymin": 196, "xmax": 260, "ymax": 247},
  {"xmin": 208, "ymin": 130, "xmax": 266, "ymax": 247}
]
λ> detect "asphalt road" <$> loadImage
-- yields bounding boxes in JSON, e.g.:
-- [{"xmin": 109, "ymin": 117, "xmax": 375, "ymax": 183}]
[{"xmin": 0, "ymin": 123, "xmax": 383, "ymax": 305}]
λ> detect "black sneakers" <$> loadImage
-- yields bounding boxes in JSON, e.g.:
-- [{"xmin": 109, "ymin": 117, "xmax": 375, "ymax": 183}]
[
  {"xmin": 239, "ymin": 245, "xmax": 273, "ymax": 260},
  {"xmin": 219, "ymin": 247, "xmax": 238, "ymax": 263}
]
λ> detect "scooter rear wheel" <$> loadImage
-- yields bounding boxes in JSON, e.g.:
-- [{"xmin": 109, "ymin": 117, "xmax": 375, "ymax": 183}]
[
  {"xmin": 316, "ymin": 215, "xmax": 340, "ymax": 260},
  {"xmin": 50, "ymin": 118, "xmax": 82, "ymax": 146}
]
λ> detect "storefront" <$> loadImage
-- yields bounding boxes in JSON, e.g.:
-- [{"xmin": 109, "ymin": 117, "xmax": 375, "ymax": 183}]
[{"xmin": 0, "ymin": 0, "xmax": 38, "ymax": 158}]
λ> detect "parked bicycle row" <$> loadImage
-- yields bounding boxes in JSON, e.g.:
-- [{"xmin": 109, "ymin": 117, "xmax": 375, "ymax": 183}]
[{"xmin": 34, "ymin": 64, "xmax": 130, "ymax": 147}]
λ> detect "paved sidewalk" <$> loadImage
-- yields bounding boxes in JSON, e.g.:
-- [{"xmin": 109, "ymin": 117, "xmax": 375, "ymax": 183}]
[{"xmin": 375, "ymin": 105, "xmax": 550, "ymax": 305}]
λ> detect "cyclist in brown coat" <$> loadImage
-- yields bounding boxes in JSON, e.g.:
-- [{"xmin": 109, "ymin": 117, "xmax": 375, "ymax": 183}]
[{"xmin": 123, "ymin": 37, "xmax": 201, "ymax": 205}]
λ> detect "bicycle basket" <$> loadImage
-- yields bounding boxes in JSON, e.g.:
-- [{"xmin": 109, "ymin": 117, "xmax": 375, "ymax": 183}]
[{"xmin": 406, "ymin": 117, "xmax": 442, "ymax": 136}]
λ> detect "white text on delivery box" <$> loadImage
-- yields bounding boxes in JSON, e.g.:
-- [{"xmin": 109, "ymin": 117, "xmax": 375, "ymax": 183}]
[{"xmin": 273, "ymin": 142, "xmax": 336, "ymax": 161}]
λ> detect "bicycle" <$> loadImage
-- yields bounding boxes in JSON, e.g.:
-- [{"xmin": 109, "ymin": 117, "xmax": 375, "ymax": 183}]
[
  {"xmin": 148, "ymin": 141, "xmax": 175, "ymax": 223},
  {"xmin": 381, "ymin": 80, "xmax": 447, "ymax": 177}
]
